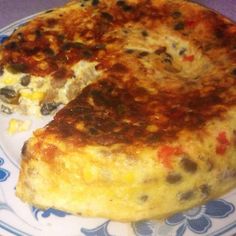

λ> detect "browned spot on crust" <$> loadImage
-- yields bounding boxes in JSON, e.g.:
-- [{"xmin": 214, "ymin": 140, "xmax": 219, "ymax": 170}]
[{"xmin": 44, "ymin": 70, "xmax": 236, "ymax": 146}]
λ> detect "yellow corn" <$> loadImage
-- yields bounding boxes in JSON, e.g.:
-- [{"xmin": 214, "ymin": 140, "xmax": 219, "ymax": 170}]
[
  {"xmin": 3, "ymin": 77, "xmax": 17, "ymax": 85},
  {"xmin": 123, "ymin": 172, "xmax": 135, "ymax": 184},
  {"xmin": 146, "ymin": 125, "xmax": 158, "ymax": 132},
  {"xmin": 21, "ymin": 91, "xmax": 45, "ymax": 101},
  {"xmin": 8, "ymin": 119, "xmax": 31, "ymax": 134}
]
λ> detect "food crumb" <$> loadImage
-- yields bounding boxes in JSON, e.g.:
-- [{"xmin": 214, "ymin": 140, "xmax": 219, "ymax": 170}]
[{"xmin": 7, "ymin": 119, "xmax": 31, "ymax": 135}]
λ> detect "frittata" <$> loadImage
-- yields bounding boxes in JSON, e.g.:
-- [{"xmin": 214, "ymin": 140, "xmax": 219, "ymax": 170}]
[{"xmin": 0, "ymin": 0, "xmax": 235, "ymax": 221}]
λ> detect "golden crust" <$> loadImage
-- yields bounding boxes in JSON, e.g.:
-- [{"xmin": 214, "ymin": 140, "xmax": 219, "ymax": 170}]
[
  {"xmin": 1, "ymin": 0, "xmax": 235, "ymax": 78},
  {"xmin": 13, "ymin": 0, "xmax": 236, "ymax": 221}
]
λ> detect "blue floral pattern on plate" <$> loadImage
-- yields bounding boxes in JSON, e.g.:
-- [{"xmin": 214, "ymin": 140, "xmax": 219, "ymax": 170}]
[
  {"xmin": 31, "ymin": 206, "xmax": 69, "ymax": 220},
  {"xmin": 0, "ymin": 35, "xmax": 8, "ymax": 44},
  {"xmin": 0, "ymin": 157, "xmax": 10, "ymax": 182},
  {"xmin": 166, "ymin": 199, "xmax": 235, "ymax": 235},
  {"xmin": 132, "ymin": 220, "xmax": 155, "ymax": 236},
  {"xmin": 81, "ymin": 220, "xmax": 112, "ymax": 236}
]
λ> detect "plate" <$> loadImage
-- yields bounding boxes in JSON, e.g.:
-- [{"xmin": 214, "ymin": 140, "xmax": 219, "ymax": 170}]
[{"xmin": 0, "ymin": 11, "xmax": 236, "ymax": 236}]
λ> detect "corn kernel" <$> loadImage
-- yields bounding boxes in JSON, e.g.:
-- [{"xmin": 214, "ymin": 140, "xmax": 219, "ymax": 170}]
[
  {"xmin": 76, "ymin": 122, "xmax": 85, "ymax": 131},
  {"xmin": 8, "ymin": 119, "xmax": 31, "ymax": 134},
  {"xmin": 3, "ymin": 77, "xmax": 17, "ymax": 85},
  {"xmin": 27, "ymin": 34, "xmax": 36, "ymax": 41},
  {"xmin": 38, "ymin": 62, "xmax": 49, "ymax": 70},
  {"xmin": 21, "ymin": 91, "xmax": 45, "ymax": 101},
  {"xmin": 146, "ymin": 125, "xmax": 158, "ymax": 132},
  {"xmin": 83, "ymin": 166, "xmax": 98, "ymax": 183},
  {"xmin": 33, "ymin": 52, "xmax": 46, "ymax": 61},
  {"xmin": 123, "ymin": 172, "xmax": 135, "ymax": 184}
]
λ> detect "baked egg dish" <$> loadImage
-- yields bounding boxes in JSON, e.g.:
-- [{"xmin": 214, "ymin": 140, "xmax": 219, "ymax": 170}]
[{"xmin": 0, "ymin": 0, "xmax": 235, "ymax": 221}]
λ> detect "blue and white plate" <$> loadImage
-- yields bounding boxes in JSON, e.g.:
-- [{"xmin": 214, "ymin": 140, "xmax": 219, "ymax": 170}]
[{"xmin": 0, "ymin": 12, "xmax": 236, "ymax": 236}]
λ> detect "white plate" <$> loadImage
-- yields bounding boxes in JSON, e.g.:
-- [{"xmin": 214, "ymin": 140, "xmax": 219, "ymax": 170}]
[{"xmin": 0, "ymin": 12, "xmax": 236, "ymax": 236}]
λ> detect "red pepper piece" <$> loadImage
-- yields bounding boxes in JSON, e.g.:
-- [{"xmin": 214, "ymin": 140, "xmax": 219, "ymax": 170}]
[
  {"xmin": 217, "ymin": 131, "xmax": 230, "ymax": 145},
  {"xmin": 183, "ymin": 55, "xmax": 194, "ymax": 62},
  {"xmin": 216, "ymin": 131, "xmax": 230, "ymax": 155},
  {"xmin": 216, "ymin": 144, "xmax": 228, "ymax": 155},
  {"xmin": 185, "ymin": 20, "xmax": 197, "ymax": 28},
  {"xmin": 158, "ymin": 145, "xmax": 183, "ymax": 169}
]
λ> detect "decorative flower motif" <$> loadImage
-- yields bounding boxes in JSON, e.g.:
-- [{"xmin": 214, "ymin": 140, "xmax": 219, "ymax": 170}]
[
  {"xmin": 132, "ymin": 220, "xmax": 155, "ymax": 236},
  {"xmin": 0, "ymin": 35, "xmax": 9, "ymax": 44},
  {"xmin": 0, "ymin": 158, "xmax": 10, "ymax": 182},
  {"xmin": 166, "ymin": 199, "xmax": 235, "ymax": 235},
  {"xmin": 81, "ymin": 221, "xmax": 111, "ymax": 236},
  {"xmin": 32, "ymin": 207, "xmax": 69, "ymax": 220}
]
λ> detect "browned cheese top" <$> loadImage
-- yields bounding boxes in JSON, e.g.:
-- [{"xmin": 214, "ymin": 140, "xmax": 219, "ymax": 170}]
[{"xmin": 1, "ymin": 0, "xmax": 236, "ymax": 146}]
